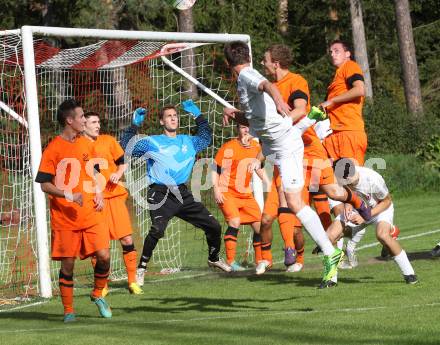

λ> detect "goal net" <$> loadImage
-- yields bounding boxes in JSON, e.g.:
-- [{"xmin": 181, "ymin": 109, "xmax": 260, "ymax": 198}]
[{"xmin": 0, "ymin": 27, "xmax": 267, "ymax": 306}]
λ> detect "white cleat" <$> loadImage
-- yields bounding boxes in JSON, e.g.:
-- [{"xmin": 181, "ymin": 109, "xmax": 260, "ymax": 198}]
[
  {"xmin": 345, "ymin": 250, "xmax": 359, "ymax": 268},
  {"xmin": 136, "ymin": 268, "xmax": 146, "ymax": 287},
  {"xmin": 339, "ymin": 260, "xmax": 354, "ymax": 270},
  {"xmin": 286, "ymin": 263, "xmax": 303, "ymax": 272},
  {"xmin": 255, "ymin": 260, "xmax": 272, "ymax": 275},
  {"xmin": 208, "ymin": 258, "xmax": 232, "ymax": 272}
]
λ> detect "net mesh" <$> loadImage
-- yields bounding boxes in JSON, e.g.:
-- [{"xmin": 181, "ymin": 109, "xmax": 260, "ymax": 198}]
[{"xmin": 0, "ymin": 30, "xmax": 266, "ymax": 306}]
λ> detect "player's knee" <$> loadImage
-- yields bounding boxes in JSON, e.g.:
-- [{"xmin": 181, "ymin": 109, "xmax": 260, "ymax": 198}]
[
  {"xmin": 261, "ymin": 214, "xmax": 275, "ymax": 229},
  {"xmin": 207, "ymin": 217, "xmax": 222, "ymax": 235},
  {"xmin": 228, "ymin": 218, "xmax": 241, "ymax": 229},
  {"xmin": 119, "ymin": 235, "xmax": 133, "ymax": 246},
  {"xmin": 376, "ymin": 228, "xmax": 390, "ymax": 243},
  {"xmin": 149, "ymin": 224, "xmax": 166, "ymax": 240},
  {"xmin": 95, "ymin": 249, "xmax": 110, "ymax": 264}
]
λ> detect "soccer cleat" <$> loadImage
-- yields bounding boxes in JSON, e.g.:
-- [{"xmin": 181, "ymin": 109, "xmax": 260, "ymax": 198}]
[
  {"xmin": 284, "ymin": 247, "xmax": 297, "ymax": 266},
  {"xmin": 286, "ymin": 262, "xmax": 303, "ymax": 272},
  {"xmin": 312, "ymin": 245, "xmax": 322, "ymax": 255},
  {"xmin": 339, "ymin": 260, "xmax": 354, "ymax": 270},
  {"xmin": 255, "ymin": 260, "xmax": 272, "ymax": 275},
  {"xmin": 208, "ymin": 258, "xmax": 232, "ymax": 272},
  {"xmin": 322, "ymin": 248, "xmax": 344, "ymax": 282},
  {"xmin": 63, "ymin": 313, "xmax": 76, "ymax": 323},
  {"xmin": 91, "ymin": 296, "xmax": 112, "ymax": 318},
  {"xmin": 128, "ymin": 282, "xmax": 144, "ymax": 295},
  {"xmin": 356, "ymin": 201, "xmax": 372, "ymax": 222},
  {"xmin": 346, "ymin": 249, "xmax": 358, "ymax": 268},
  {"xmin": 307, "ymin": 106, "xmax": 327, "ymax": 122},
  {"xmin": 431, "ymin": 245, "xmax": 440, "ymax": 257},
  {"xmin": 230, "ymin": 261, "xmax": 246, "ymax": 272},
  {"xmin": 318, "ymin": 280, "xmax": 337, "ymax": 289},
  {"xmin": 404, "ymin": 274, "xmax": 419, "ymax": 285},
  {"xmin": 136, "ymin": 267, "xmax": 146, "ymax": 287}
]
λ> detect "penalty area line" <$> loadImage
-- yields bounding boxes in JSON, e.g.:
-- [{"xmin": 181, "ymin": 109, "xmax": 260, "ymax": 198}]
[{"xmin": 357, "ymin": 228, "xmax": 440, "ymax": 251}]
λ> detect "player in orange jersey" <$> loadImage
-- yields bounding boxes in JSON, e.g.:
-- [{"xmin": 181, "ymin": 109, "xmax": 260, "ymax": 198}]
[
  {"xmin": 35, "ymin": 99, "xmax": 111, "ymax": 322},
  {"xmin": 212, "ymin": 123, "xmax": 265, "ymax": 271},
  {"xmin": 320, "ymin": 40, "xmax": 367, "ymax": 165},
  {"xmin": 260, "ymin": 44, "xmax": 368, "ymax": 273},
  {"xmin": 83, "ymin": 112, "xmax": 143, "ymax": 295}
]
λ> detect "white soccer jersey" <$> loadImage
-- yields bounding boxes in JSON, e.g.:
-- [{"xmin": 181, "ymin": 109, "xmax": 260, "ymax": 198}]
[
  {"xmin": 351, "ymin": 167, "xmax": 389, "ymax": 208},
  {"xmin": 237, "ymin": 67, "xmax": 301, "ymax": 153}
]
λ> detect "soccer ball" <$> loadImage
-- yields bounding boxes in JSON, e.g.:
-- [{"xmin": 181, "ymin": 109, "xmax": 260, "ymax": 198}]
[{"xmin": 165, "ymin": 0, "xmax": 197, "ymax": 10}]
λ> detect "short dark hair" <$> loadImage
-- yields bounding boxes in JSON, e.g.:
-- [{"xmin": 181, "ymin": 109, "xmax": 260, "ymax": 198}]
[
  {"xmin": 333, "ymin": 158, "xmax": 356, "ymax": 180},
  {"xmin": 330, "ymin": 39, "xmax": 352, "ymax": 53},
  {"xmin": 56, "ymin": 98, "xmax": 81, "ymax": 126},
  {"xmin": 159, "ymin": 105, "xmax": 177, "ymax": 120},
  {"xmin": 84, "ymin": 111, "xmax": 100, "ymax": 119},
  {"xmin": 224, "ymin": 41, "xmax": 251, "ymax": 67},
  {"xmin": 266, "ymin": 44, "xmax": 292, "ymax": 69}
]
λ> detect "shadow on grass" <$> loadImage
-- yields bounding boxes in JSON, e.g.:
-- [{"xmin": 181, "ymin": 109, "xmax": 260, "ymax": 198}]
[
  {"xmin": 113, "ymin": 295, "xmax": 294, "ymax": 314},
  {"xmin": 0, "ymin": 311, "xmax": 95, "ymax": 322}
]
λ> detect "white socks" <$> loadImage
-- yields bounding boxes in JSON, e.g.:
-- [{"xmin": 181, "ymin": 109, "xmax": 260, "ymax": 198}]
[
  {"xmin": 336, "ymin": 238, "xmax": 344, "ymax": 250},
  {"xmin": 296, "ymin": 205, "xmax": 334, "ymax": 256},
  {"xmin": 393, "ymin": 250, "xmax": 415, "ymax": 276}
]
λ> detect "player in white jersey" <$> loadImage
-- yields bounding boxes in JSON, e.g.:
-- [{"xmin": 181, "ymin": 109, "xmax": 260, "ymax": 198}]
[
  {"xmin": 222, "ymin": 41, "xmax": 348, "ymax": 287},
  {"xmin": 326, "ymin": 158, "xmax": 418, "ymax": 285}
]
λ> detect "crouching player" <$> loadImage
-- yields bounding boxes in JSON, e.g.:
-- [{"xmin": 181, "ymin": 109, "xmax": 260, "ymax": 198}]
[
  {"xmin": 213, "ymin": 123, "xmax": 264, "ymax": 271},
  {"xmin": 83, "ymin": 112, "xmax": 143, "ymax": 295},
  {"xmin": 35, "ymin": 99, "xmax": 112, "ymax": 322},
  {"xmin": 325, "ymin": 158, "xmax": 418, "ymax": 287}
]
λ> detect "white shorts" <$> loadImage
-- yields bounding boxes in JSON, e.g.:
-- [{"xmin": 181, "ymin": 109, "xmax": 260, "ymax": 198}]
[
  {"xmin": 336, "ymin": 203, "xmax": 394, "ymax": 235},
  {"xmin": 328, "ymin": 197, "xmax": 342, "ymax": 210}
]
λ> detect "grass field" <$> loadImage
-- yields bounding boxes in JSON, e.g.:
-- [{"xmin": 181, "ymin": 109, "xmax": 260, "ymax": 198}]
[{"xmin": 1, "ymin": 192, "xmax": 440, "ymax": 345}]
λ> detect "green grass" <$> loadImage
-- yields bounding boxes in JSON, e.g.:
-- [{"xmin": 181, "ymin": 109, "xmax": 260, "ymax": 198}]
[{"xmin": 1, "ymin": 193, "xmax": 440, "ymax": 345}]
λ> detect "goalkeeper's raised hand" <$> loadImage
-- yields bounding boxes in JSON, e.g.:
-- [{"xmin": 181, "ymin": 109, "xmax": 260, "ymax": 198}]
[
  {"xmin": 182, "ymin": 99, "xmax": 201, "ymax": 119},
  {"xmin": 132, "ymin": 107, "xmax": 147, "ymax": 127}
]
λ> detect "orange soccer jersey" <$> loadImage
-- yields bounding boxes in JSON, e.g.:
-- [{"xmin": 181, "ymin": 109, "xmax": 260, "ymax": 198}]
[
  {"xmin": 326, "ymin": 59, "xmax": 365, "ymax": 132},
  {"xmin": 91, "ymin": 135, "xmax": 133, "ymax": 240},
  {"xmin": 214, "ymin": 138, "xmax": 261, "ymax": 198},
  {"xmin": 36, "ymin": 135, "xmax": 102, "ymax": 232},
  {"xmin": 92, "ymin": 134, "xmax": 128, "ymax": 199}
]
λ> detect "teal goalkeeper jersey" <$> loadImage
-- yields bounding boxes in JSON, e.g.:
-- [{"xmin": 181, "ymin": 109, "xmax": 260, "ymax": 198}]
[{"xmin": 120, "ymin": 116, "xmax": 212, "ymax": 186}]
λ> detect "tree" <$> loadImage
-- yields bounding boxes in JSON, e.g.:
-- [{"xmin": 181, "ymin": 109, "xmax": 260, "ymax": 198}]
[
  {"xmin": 394, "ymin": 0, "xmax": 423, "ymax": 115},
  {"xmin": 278, "ymin": 0, "xmax": 289, "ymax": 36},
  {"xmin": 349, "ymin": 0, "xmax": 373, "ymax": 99},
  {"xmin": 178, "ymin": 8, "xmax": 198, "ymax": 99}
]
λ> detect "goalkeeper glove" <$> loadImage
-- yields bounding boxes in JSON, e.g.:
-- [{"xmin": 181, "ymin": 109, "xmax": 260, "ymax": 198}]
[
  {"xmin": 182, "ymin": 99, "xmax": 201, "ymax": 118},
  {"xmin": 307, "ymin": 106, "xmax": 327, "ymax": 122},
  {"xmin": 132, "ymin": 107, "xmax": 147, "ymax": 127}
]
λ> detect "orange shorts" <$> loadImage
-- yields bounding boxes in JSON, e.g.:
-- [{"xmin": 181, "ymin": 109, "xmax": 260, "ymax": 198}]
[
  {"xmin": 219, "ymin": 193, "xmax": 261, "ymax": 224},
  {"xmin": 51, "ymin": 222, "xmax": 110, "ymax": 260},
  {"xmin": 104, "ymin": 195, "xmax": 133, "ymax": 240},
  {"xmin": 323, "ymin": 130, "xmax": 367, "ymax": 165}
]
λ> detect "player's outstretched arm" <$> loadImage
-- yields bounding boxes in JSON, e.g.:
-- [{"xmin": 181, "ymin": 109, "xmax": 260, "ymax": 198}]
[
  {"xmin": 120, "ymin": 108, "xmax": 151, "ymax": 158},
  {"xmin": 222, "ymin": 107, "xmax": 249, "ymax": 126},
  {"xmin": 183, "ymin": 100, "xmax": 213, "ymax": 153}
]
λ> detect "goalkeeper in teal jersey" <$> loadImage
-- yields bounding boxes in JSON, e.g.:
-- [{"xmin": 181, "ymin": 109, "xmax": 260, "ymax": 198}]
[{"xmin": 121, "ymin": 101, "xmax": 231, "ymax": 285}]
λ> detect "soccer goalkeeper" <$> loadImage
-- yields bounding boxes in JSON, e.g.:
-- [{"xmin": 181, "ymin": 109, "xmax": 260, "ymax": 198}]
[{"xmin": 121, "ymin": 101, "xmax": 231, "ymax": 286}]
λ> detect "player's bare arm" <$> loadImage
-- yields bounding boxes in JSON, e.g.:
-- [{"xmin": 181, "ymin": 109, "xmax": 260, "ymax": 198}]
[
  {"xmin": 258, "ymin": 80, "xmax": 291, "ymax": 116},
  {"xmin": 222, "ymin": 107, "xmax": 249, "ymax": 126},
  {"xmin": 211, "ymin": 165, "xmax": 226, "ymax": 205},
  {"xmin": 109, "ymin": 163, "xmax": 128, "ymax": 184},
  {"xmin": 40, "ymin": 182, "xmax": 83, "ymax": 206},
  {"xmin": 320, "ymin": 80, "xmax": 365, "ymax": 108},
  {"xmin": 371, "ymin": 194, "xmax": 392, "ymax": 218},
  {"xmin": 288, "ymin": 98, "xmax": 307, "ymax": 123}
]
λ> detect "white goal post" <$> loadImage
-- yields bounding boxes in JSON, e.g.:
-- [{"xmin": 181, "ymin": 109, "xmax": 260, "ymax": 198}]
[{"xmin": 1, "ymin": 26, "xmax": 262, "ymax": 300}]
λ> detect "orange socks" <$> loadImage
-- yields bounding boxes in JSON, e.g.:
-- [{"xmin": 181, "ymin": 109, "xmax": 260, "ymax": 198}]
[
  {"xmin": 278, "ymin": 208, "xmax": 296, "ymax": 249},
  {"xmin": 261, "ymin": 242, "xmax": 273, "ymax": 263},
  {"xmin": 344, "ymin": 186, "xmax": 362, "ymax": 209},
  {"xmin": 253, "ymin": 233, "xmax": 262, "ymax": 263},
  {"xmin": 122, "ymin": 244, "xmax": 137, "ymax": 284},
  {"xmin": 92, "ymin": 261, "xmax": 110, "ymax": 299},
  {"xmin": 311, "ymin": 193, "xmax": 332, "ymax": 230},
  {"xmin": 296, "ymin": 246, "xmax": 305, "ymax": 265},
  {"xmin": 224, "ymin": 226, "xmax": 239, "ymax": 264},
  {"xmin": 59, "ymin": 270, "xmax": 74, "ymax": 314}
]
